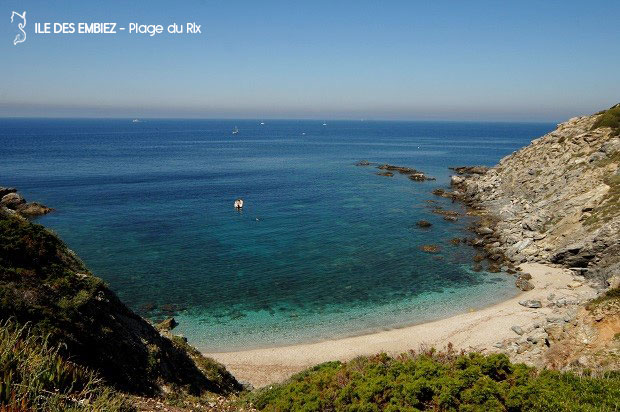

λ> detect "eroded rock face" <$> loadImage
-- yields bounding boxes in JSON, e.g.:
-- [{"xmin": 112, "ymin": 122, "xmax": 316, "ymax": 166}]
[
  {"xmin": 1, "ymin": 192, "xmax": 26, "ymax": 209},
  {"xmin": 450, "ymin": 106, "xmax": 620, "ymax": 284}
]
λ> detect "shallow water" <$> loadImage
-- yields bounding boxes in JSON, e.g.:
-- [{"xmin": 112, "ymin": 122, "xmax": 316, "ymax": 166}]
[{"xmin": 0, "ymin": 119, "xmax": 554, "ymax": 351}]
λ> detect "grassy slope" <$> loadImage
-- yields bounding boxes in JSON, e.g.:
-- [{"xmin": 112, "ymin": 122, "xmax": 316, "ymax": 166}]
[
  {"xmin": 0, "ymin": 210, "xmax": 241, "ymax": 397},
  {"xmin": 593, "ymin": 104, "xmax": 620, "ymax": 135},
  {"xmin": 247, "ymin": 349, "xmax": 620, "ymax": 411},
  {"xmin": 0, "ymin": 320, "xmax": 131, "ymax": 412}
]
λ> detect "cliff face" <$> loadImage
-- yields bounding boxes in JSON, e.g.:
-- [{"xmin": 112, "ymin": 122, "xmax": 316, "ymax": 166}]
[
  {"xmin": 457, "ymin": 105, "xmax": 620, "ymax": 285},
  {"xmin": 0, "ymin": 208, "xmax": 242, "ymax": 396}
]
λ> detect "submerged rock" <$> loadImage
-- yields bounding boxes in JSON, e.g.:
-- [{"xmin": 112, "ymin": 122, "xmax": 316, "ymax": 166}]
[
  {"xmin": 376, "ymin": 171, "xmax": 394, "ymax": 177},
  {"xmin": 431, "ymin": 208, "xmax": 459, "ymax": 217},
  {"xmin": 420, "ymin": 244, "xmax": 440, "ymax": 253},
  {"xmin": 488, "ymin": 263, "xmax": 501, "ymax": 273},
  {"xmin": 355, "ymin": 160, "xmax": 371, "ymax": 166},
  {"xmin": 416, "ymin": 220, "xmax": 432, "ymax": 228}
]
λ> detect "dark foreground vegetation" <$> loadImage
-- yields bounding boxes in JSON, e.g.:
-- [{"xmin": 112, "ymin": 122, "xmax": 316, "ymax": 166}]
[
  {"xmin": 246, "ymin": 348, "xmax": 620, "ymax": 411},
  {"xmin": 0, "ymin": 320, "xmax": 131, "ymax": 411}
]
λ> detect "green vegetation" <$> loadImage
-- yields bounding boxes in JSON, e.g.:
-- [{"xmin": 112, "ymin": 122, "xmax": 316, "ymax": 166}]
[
  {"xmin": 169, "ymin": 335, "xmax": 241, "ymax": 394},
  {"xmin": 0, "ymin": 319, "xmax": 131, "ymax": 412},
  {"xmin": 592, "ymin": 105, "xmax": 620, "ymax": 136},
  {"xmin": 0, "ymin": 210, "xmax": 241, "ymax": 396},
  {"xmin": 247, "ymin": 349, "xmax": 620, "ymax": 411},
  {"xmin": 586, "ymin": 287, "xmax": 620, "ymax": 310}
]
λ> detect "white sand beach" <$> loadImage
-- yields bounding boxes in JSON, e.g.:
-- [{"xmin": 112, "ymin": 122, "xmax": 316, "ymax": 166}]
[{"xmin": 205, "ymin": 263, "xmax": 596, "ymax": 387}]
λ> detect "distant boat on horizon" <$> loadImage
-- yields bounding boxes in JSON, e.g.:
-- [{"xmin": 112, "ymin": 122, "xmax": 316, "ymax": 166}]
[
  {"xmin": 260, "ymin": 121, "xmax": 265, "ymax": 125},
  {"xmin": 232, "ymin": 126, "xmax": 239, "ymax": 135},
  {"xmin": 132, "ymin": 119, "xmax": 141, "ymax": 123},
  {"xmin": 322, "ymin": 122, "xmax": 327, "ymax": 126}
]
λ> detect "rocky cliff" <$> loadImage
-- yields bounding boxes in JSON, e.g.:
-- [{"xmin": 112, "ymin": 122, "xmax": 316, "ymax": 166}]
[
  {"xmin": 453, "ymin": 104, "xmax": 620, "ymax": 287},
  {"xmin": 444, "ymin": 105, "xmax": 620, "ymax": 372}
]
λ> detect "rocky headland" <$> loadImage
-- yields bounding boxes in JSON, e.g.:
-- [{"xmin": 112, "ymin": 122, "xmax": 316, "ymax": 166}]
[
  {"xmin": 441, "ymin": 105, "xmax": 620, "ymax": 371},
  {"xmin": 0, "ymin": 187, "xmax": 53, "ymax": 217}
]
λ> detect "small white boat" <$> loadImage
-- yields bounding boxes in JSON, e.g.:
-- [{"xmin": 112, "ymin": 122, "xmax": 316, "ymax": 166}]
[
  {"xmin": 232, "ymin": 126, "xmax": 239, "ymax": 135},
  {"xmin": 260, "ymin": 121, "xmax": 265, "ymax": 125},
  {"xmin": 322, "ymin": 122, "xmax": 327, "ymax": 126},
  {"xmin": 234, "ymin": 198, "xmax": 244, "ymax": 209},
  {"xmin": 132, "ymin": 119, "xmax": 141, "ymax": 123}
]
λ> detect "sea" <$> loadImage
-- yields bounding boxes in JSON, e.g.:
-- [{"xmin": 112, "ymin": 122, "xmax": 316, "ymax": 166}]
[{"xmin": 0, "ymin": 118, "xmax": 555, "ymax": 352}]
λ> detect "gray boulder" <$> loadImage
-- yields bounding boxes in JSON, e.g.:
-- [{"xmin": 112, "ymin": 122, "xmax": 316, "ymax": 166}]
[
  {"xmin": 515, "ymin": 277, "xmax": 534, "ymax": 291},
  {"xmin": 511, "ymin": 325, "xmax": 524, "ymax": 335},
  {"xmin": 519, "ymin": 300, "xmax": 542, "ymax": 308},
  {"xmin": 1, "ymin": 192, "xmax": 26, "ymax": 209}
]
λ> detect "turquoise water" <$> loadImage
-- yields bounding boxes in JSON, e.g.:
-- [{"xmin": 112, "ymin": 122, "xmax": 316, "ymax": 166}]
[{"xmin": 0, "ymin": 119, "xmax": 554, "ymax": 351}]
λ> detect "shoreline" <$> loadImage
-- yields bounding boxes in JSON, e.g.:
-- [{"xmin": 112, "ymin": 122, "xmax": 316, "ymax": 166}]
[
  {"xmin": 205, "ymin": 262, "xmax": 596, "ymax": 388},
  {"xmin": 199, "ymin": 283, "xmax": 519, "ymax": 354}
]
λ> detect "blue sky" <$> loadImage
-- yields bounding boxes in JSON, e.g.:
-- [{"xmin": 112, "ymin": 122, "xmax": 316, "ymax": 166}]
[{"xmin": 1, "ymin": 0, "xmax": 619, "ymax": 121}]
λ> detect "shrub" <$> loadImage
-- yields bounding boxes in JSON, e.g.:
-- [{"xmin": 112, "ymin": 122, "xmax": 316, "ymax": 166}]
[
  {"xmin": 586, "ymin": 287, "xmax": 620, "ymax": 310},
  {"xmin": 246, "ymin": 350, "xmax": 620, "ymax": 411},
  {"xmin": 592, "ymin": 105, "xmax": 620, "ymax": 135}
]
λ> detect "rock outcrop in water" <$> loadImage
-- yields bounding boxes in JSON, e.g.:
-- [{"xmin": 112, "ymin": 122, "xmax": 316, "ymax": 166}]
[
  {"xmin": 450, "ymin": 104, "xmax": 620, "ymax": 287},
  {"xmin": 0, "ymin": 187, "xmax": 53, "ymax": 217},
  {"xmin": 377, "ymin": 164, "xmax": 435, "ymax": 181}
]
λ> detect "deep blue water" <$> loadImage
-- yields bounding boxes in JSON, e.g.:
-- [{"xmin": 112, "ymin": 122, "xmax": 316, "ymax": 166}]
[{"xmin": 0, "ymin": 119, "xmax": 554, "ymax": 351}]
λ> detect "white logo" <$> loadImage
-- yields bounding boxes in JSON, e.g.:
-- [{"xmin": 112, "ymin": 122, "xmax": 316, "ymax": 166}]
[{"xmin": 11, "ymin": 11, "xmax": 27, "ymax": 45}]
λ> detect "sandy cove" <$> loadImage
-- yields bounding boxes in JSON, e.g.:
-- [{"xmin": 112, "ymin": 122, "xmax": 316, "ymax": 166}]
[{"xmin": 205, "ymin": 262, "xmax": 597, "ymax": 388}]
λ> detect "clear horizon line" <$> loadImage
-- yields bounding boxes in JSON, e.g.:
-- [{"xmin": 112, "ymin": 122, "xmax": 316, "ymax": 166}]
[{"xmin": 0, "ymin": 115, "xmax": 559, "ymax": 124}]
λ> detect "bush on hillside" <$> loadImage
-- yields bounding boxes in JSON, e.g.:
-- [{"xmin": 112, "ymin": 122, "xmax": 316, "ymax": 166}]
[
  {"xmin": 247, "ymin": 348, "xmax": 620, "ymax": 411},
  {"xmin": 593, "ymin": 105, "xmax": 620, "ymax": 135}
]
